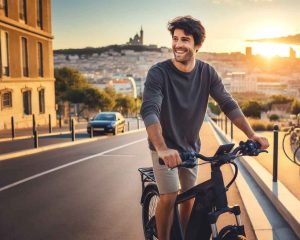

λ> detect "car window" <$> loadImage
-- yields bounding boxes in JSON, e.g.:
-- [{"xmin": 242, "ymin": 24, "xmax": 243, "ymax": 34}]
[{"xmin": 94, "ymin": 114, "xmax": 116, "ymax": 121}]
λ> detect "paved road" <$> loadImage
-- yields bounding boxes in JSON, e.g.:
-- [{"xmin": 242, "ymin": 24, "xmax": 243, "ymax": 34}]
[{"xmin": 0, "ymin": 124, "xmax": 256, "ymax": 240}]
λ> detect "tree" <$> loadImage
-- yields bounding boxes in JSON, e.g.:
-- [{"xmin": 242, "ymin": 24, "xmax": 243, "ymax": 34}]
[
  {"xmin": 241, "ymin": 101, "xmax": 264, "ymax": 118},
  {"xmin": 291, "ymin": 98, "xmax": 300, "ymax": 115},
  {"xmin": 269, "ymin": 114, "xmax": 279, "ymax": 121},
  {"xmin": 114, "ymin": 95, "xmax": 135, "ymax": 116},
  {"xmin": 208, "ymin": 102, "xmax": 221, "ymax": 115},
  {"xmin": 269, "ymin": 94, "xmax": 293, "ymax": 105},
  {"xmin": 55, "ymin": 67, "xmax": 89, "ymax": 102}
]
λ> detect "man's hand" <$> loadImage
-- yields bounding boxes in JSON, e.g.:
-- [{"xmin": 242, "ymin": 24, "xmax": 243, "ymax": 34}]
[
  {"xmin": 249, "ymin": 134, "xmax": 269, "ymax": 150},
  {"xmin": 157, "ymin": 148, "xmax": 182, "ymax": 168}
]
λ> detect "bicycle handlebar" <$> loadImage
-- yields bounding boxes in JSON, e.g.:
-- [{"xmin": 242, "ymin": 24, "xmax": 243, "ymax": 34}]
[{"xmin": 159, "ymin": 140, "xmax": 268, "ymax": 168}]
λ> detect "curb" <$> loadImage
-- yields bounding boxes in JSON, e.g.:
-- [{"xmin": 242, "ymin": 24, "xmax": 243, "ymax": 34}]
[
  {"xmin": 0, "ymin": 128, "xmax": 146, "ymax": 162},
  {"xmin": 207, "ymin": 117, "xmax": 300, "ymax": 239}
]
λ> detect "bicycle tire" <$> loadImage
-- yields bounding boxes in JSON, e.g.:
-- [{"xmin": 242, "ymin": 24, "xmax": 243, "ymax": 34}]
[
  {"xmin": 219, "ymin": 225, "xmax": 246, "ymax": 240},
  {"xmin": 142, "ymin": 185, "xmax": 159, "ymax": 240}
]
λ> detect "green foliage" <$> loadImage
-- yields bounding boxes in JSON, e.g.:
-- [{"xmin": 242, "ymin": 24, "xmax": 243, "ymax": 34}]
[
  {"xmin": 291, "ymin": 98, "xmax": 300, "ymax": 115},
  {"xmin": 114, "ymin": 94, "xmax": 136, "ymax": 115},
  {"xmin": 249, "ymin": 119, "xmax": 274, "ymax": 131},
  {"xmin": 208, "ymin": 102, "xmax": 221, "ymax": 115},
  {"xmin": 241, "ymin": 101, "xmax": 264, "ymax": 118},
  {"xmin": 269, "ymin": 114, "xmax": 279, "ymax": 121},
  {"xmin": 269, "ymin": 94, "xmax": 293, "ymax": 104}
]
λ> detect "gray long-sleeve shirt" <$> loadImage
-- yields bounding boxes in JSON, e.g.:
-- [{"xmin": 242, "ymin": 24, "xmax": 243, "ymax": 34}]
[{"xmin": 141, "ymin": 59, "xmax": 244, "ymax": 152}]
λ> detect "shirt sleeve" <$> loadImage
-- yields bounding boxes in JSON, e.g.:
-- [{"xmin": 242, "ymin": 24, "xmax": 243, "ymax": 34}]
[
  {"xmin": 141, "ymin": 66, "xmax": 164, "ymax": 127},
  {"xmin": 209, "ymin": 65, "xmax": 244, "ymax": 121}
]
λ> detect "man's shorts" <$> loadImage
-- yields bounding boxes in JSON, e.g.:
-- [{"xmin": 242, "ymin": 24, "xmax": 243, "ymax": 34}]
[{"xmin": 151, "ymin": 150, "xmax": 198, "ymax": 195}]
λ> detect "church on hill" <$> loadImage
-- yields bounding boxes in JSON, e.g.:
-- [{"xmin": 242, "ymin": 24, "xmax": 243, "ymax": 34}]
[{"xmin": 127, "ymin": 27, "xmax": 144, "ymax": 46}]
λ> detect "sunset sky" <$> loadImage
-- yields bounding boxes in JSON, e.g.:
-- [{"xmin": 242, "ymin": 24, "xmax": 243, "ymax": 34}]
[{"xmin": 52, "ymin": 0, "xmax": 300, "ymax": 57}]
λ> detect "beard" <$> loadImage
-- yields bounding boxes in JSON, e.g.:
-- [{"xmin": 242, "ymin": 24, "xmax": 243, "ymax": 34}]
[{"xmin": 173, "ymin": 48, "xmax": 194, "ymax": 65}]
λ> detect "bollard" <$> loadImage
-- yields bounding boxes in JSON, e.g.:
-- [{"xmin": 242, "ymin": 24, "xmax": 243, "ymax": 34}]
[
  {"xmin": 273, "ymin": 125, "xmax": 279, "ymax": 182},
  {"xmin": 230, "ymin": 121, "xmax": 233, "ymax": 142},
  {"xmin": 49, "ymin": 114, "xmax": 52, "ymax": 133},
  {"xmin": 225, "ymin": 116, "xmax": 228, "ymax": 135},
  {"xmin": 71, "ymin": 119, "xmax": 75, "ymax": 141},
  {"xmin": 128, "ymin": 121, "xmax": 130, "ymax": 131},
  {"xmin": 34, "ymin": 129, "xmax": 39, "ymax": 148},
  {"xmin": 59, "ymin": 115, "xmax": 62, "ymax": 129},
  {"xmin": 137, "ymin": 117, "xmax": 140, "ymax": 130},
  {"xmin": 69, "ymin": 116, "xmax": 72, "ymax": 131},
  {"xmin": 221, "ymin": 117, "xmax": 223, "ymax": 131},
  {"xmin": 11, "ymin": 116, "xmax": 15, "ymax": 139},
  {"xmin": 32, "ymin": 114, "xmax": 36, "ymax": 134},
  {"xmin": 90, "ymin": 126, "xmax": 93, "ymax": 138}
]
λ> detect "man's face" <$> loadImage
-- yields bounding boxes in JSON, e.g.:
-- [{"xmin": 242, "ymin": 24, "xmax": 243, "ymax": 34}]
[{"xmin": 172, "ymin": 29, "xmax": 200, "ymax": 64}]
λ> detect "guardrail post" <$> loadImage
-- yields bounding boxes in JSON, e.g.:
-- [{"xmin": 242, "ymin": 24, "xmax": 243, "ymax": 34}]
[
  {"xmin": 11, "ymin": 116, "xmax": 15, "ymax": 139},
  {"xmin": 34, "ymin": 129, "xmax": 39, "ymax": 148},
  {"xmin": 273, "ymin": 125, "xmax": 279, "ymax": 182},
  {"xmin": 69, "ymin": 116, "xmax": 72, "ymax": 131},
  {"xmin": 71, "ymin": 119, "xmax": 75, "ymax": 141},
  {"xmin": 90, "ymin": 126, "xmax": 93, "ymax": 138},
  {"xmin": 137, "ymin": 117, "xmax": 140, "ymax": 130},
  {"xmin": 59, "ymin": 114, "xmax": 62, "ymax": 129},
  {"xmin": 225, "ymin": 116, "xmax": 228, "ymax": 135},
  {"xmin": 32, "ymin": 114, "xmax": 36, "ymax": 134},
  {"xmin": 48, "ymin": 114, "xmax": 52, "ymax": 133},
  {"xmin": 128, "ymin": 121, "xmax": 130, "ymax": 131},
  {"xmin": 221, "ymin": 116, "xmax": 223, "ymax": 131},
  {"xmin": 231, "ymin": 121, "xmax": 233, "ymax": 142}
]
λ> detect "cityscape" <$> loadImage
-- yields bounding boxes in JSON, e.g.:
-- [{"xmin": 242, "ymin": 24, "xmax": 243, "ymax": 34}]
[{"xmin": 0, "ymin": 0, "xmax": 300, "ymax": 240}]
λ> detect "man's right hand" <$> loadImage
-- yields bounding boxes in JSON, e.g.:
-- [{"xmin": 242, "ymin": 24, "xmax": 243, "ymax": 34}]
[{"xmin": 157, "ymin": 148, "xmax": 182, "ymax": 168}]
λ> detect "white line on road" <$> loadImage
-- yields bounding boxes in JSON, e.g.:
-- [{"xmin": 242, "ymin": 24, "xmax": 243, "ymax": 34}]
[{"xmin": 0, "ymin": 138, "xmax": 147, "ymax": 193}]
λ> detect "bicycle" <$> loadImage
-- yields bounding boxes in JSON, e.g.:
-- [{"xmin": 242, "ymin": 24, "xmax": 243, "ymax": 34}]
[
  {"xmin": 138, "ymin": 140, "xmax": 267, "ymax": 240},
  {"xmin": 282, "ymin": 125, "xmax": 300, "ymax": 166}
]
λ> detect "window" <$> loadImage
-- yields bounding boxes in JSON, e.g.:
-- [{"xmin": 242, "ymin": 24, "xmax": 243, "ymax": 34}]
[
  {"xmin": 1, "ymin": 91, "xmax": 12, "ymax": 108},
  {"xmin": 38, "ymin": 42, "xmax": 43, "ymax": 77},
  {"xmin": 0, "ymin": 0, "xmax": 8, "ymax": 17},
  {"xmin": 36, "ymin": 0, "xmax": 43, "ymax": 29},
  {"xmin": 0, "ymin": 31, "xmax": 9, "ymax": 76},
  {"xmin": 38, "ymin": 89, "xmax": 45, "ymax": 113},
  {"xmin": 21, "ymin": 37, "xmax": 29, "ymax": 77},
  {"xmin": 19, "ymin": 0, "xmax": 27, "ymax": 23},
  {"xmin": 23, "ymin": 90, "xmax": 31, "ymax": 115}
]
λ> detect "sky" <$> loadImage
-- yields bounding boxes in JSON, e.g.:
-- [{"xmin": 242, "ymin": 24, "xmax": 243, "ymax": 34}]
[{"xmin": 52, "ymin": 0, "xmax": 300, "ymax": 56}]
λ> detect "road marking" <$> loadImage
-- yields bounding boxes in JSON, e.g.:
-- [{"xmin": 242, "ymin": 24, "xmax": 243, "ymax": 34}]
[{"xmin": 0, "ymin": 138, "xmax": 147, "ymax": 192}]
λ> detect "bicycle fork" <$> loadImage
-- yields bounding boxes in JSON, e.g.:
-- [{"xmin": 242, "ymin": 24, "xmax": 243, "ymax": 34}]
[{"xmin": 209, "ymin": 205, "xmax": 245, "ymax": 240}]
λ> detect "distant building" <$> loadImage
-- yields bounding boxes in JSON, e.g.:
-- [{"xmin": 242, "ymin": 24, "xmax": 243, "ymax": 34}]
[
  {"xmin": 0, "ymin": 0, "xmax": 56, "ymax": 130},
  {"xmin": 127, "ymin": 26, "xmax": 143, "ymax": 46},
  {"xmin": 246, "ymin": 47, "xmax": 252, "ymax": 57},
  {"xmin": 290, "ymin": 47, "xmax": 296, "ymax": 59}
]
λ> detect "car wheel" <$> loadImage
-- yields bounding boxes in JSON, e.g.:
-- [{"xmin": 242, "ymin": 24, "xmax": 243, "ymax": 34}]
[{"xmin": 113, "ymin": 127, "xmax": 117, "ymax": 135}]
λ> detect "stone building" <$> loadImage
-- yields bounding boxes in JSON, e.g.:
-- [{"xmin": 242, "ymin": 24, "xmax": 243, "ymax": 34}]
[
  {"xmin": 0, "ymin": 0, "xmax": 56, "ymax": 130},
  {"xmin": 127, "ymin": 26, "xmax": 143, "ymax": 46}
]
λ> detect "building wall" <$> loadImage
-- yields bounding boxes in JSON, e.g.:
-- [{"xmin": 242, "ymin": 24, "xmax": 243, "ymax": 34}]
[{"xmin": 0, "ymin": 0, "xmax": 56, "ymax": 130}]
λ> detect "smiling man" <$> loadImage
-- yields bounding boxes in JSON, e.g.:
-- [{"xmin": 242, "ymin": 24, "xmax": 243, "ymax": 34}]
[{"xmin": 141, "ymin": 16, "xmax": 269, "ymax": 240}]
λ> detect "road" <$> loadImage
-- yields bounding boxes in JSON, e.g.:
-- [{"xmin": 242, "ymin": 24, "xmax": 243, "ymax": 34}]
[
  {"xmin": 0, "ymin": 131, "xmax": 148, "ymax": 240},
  {"xmin": 0, "ymin": 125, "xmax": 257, "ymax": 240}
]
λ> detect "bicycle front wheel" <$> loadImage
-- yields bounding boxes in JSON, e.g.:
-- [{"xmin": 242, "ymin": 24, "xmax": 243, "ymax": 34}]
[{"xmin": 142, "ymin": 185, "xmax": 159, "ymax": 240}]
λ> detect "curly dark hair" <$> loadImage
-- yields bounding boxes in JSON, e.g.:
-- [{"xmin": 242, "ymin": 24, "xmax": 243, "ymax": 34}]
[{"xmin": 167, "ymin": 16, "xmax": 206, "ymax": 46}]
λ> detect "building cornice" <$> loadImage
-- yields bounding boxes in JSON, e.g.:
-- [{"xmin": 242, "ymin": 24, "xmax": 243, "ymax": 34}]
[
  {"xmin": 0, "ymin": 78, "xmax": 55, "ymax": 83},
  {"xmin": 0, "ymin": 18, "xmax": 53, "ymax": 40}
]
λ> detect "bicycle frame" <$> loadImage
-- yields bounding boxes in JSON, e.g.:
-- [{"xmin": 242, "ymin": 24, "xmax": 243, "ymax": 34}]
[{"xmin": 139, "ymin": 160, "xmax": 245, "ymax": 240}]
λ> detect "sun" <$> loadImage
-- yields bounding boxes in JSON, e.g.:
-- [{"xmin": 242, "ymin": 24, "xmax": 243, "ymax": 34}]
[{"xmin": 252, "ymin": 43, "xmax": 289, "ymax": 58}]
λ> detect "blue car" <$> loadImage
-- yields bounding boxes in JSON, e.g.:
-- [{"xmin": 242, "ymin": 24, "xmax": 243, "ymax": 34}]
[{"xmin": 87, "ymin": 112, "xmax": 126, "ymax": 135}]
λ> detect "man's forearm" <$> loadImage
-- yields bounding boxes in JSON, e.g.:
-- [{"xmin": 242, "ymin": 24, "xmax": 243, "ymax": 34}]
[
  {"xmin": 231, "ymin": 115, "xmax": 255, "ymax": 139},
  {"xmin": 146, "ymin": 123, "xmax": 168, "ymax": 152}
]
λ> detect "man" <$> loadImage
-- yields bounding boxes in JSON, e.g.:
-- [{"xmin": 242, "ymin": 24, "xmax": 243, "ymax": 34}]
[{"xmin": 140, "ymin": 16, "xmax": 269, "ymax": 240}]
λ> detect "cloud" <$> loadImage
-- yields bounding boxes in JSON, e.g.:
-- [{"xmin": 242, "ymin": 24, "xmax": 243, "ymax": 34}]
[{"xmin": 246, "ymin": 34, "xmax": 300, "ymax": 45}]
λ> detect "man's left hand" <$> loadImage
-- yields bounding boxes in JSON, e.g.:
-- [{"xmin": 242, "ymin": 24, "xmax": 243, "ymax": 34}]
[{"xmin": 250, "ymin": 134, "xmax": 269, "ymax": 150}]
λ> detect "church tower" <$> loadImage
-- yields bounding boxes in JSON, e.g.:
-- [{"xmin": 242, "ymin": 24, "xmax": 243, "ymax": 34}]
[{"xmin": 140, "ymin": 26, "xmax": 144, "ymax": 45}]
